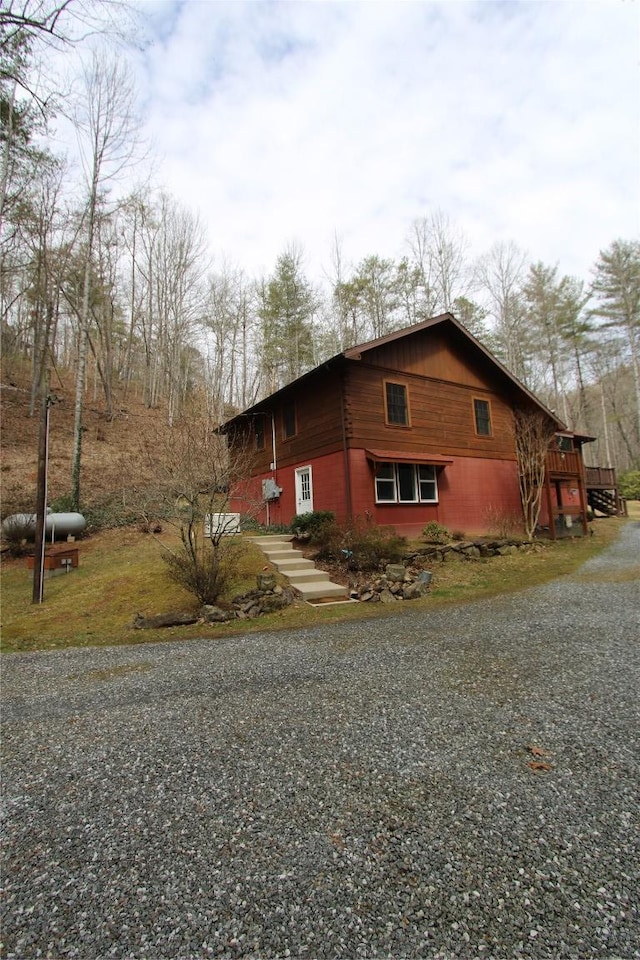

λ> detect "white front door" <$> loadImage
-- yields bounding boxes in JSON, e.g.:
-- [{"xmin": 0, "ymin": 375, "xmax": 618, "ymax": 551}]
[{"xmin": 295, "ymin": 465, "xmax": 313, "ymax": 515}]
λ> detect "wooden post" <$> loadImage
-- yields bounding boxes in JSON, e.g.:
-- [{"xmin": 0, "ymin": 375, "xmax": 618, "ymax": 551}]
[{"xmin": 32, "ymin": 386, "xmax": 51, "ymax": 604}]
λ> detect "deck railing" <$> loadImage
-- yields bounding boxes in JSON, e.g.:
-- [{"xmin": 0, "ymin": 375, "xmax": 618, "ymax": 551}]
[
  {"xmin": 585, "ymin": 466, "xmax": 617, "ymax": 489},
  {"xmin": 546, "ymin": 450, "xmax": 583, "ymax": 476}
]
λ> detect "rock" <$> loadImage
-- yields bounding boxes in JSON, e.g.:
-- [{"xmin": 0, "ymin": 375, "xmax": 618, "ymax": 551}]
[
  {"xmin": 403, "ymin": 581, "xmax": 430, "ymax": 600},
  {"xmin": 256, "ymin": 573, "xmax": 276, "ymax": 591},
  {"xmin": 416, "ymin": 570, "xmax": 433, "ymax": 585},
  {"xmin": 385, "ymin": 563, "xmax": 406, "ymax": 581},
  {"xmin": 200, "ymin": 605, "xmax": 232, "ymax": 623},
  {"xmin": 359, "ymin": 590, "xmax": 375, "ymax": 602},
  {"xmin": 133, "ymin": 611, "xmax": 199, "ymax": 630},
  {"xmin": 259, "ymin": 594, "xmax": 289, "ymax": 613},
  {"xmin": 378, "ymin": 588, "xmax": 397, "ymax": 603}
]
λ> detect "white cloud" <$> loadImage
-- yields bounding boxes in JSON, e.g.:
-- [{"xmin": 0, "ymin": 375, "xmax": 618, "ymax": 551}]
[{"xmin": 126, "ymin": 0, "xmax": 639, "ymax": 283}]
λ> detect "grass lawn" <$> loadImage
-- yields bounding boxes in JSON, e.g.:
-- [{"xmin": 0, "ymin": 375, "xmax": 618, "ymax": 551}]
[{"xmin": 1, "ymin": 513, "xmax": 636, "ymax": 654}]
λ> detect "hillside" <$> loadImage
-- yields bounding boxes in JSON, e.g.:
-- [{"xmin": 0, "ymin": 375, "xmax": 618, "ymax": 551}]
[{"xmin": 1, "ymin": 360, "xmax": 175, "ymax": 521}]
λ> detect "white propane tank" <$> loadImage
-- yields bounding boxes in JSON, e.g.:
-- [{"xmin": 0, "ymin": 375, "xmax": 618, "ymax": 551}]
[{"xmin": 1, "ymin": 512, "xmax": 87, "ymax": 541}]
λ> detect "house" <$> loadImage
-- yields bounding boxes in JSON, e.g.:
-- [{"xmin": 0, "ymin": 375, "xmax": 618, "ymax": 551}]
[{"xmin": 220, "ymin": 313, "xmax": 595, "ymax": 539}]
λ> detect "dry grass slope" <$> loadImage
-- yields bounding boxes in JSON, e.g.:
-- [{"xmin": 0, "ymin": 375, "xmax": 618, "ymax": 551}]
[{"xmin": 1, "ymin": 360, "xmax": 175, "ymax": 517}]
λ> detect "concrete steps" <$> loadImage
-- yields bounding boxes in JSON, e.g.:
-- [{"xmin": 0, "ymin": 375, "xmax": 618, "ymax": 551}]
[{"xmin": 245, "ymin": 534, "xmax": 348, "ymax": 601}]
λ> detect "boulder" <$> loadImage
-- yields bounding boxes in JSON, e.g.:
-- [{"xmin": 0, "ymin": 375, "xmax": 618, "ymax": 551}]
[
  {"xmin": 257, "ymin": 573, "xmax": 277, "ymax": 591},
  {"xmin": 378, "ymin": 588, "xmax": 397, "ymax": 603},
  {"xmin": 403, "ymin": 581, "xmax": 431, "ymax": 600},
  {"xmin": 133, "ymin": 611, "xmax": 199, "ymax": 630},
  {"xmin": 200, "ymin": 605, "xmax": 232, "ymax": 623},
  {"xmin": 385, "ymin": 563, "xmax": 407, "ymax": 582}
]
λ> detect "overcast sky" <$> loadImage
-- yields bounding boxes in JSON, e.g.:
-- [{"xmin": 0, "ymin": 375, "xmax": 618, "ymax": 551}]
[{"xmin": 126, "ymin": 0, "xmax": 638, "ymax": 285}]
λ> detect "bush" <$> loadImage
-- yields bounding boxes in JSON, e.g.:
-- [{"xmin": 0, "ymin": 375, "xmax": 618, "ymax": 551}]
[
  {"xmin": 290, "ymin": 510, "xmax": 335, "ymax": 542},
  {"xmin": 162, "ymin": 538, "xmax": 243, "ymax": 605},
  {"xmin": 483, "ymin": 504, "xmax": 522, "ymax": 538},
  {"xmin": 314, "ymin": 515, "xmax": 406, "ymax": 572},
  {"xmin": 1, "ymin": 515, "xmax": 34, "ymax": 558},
  {"xmin": 619, "ymin": 470, "xmax": 640, "ymax": 500},
  {"xmin": 422, "ymin": 521, "xmax": 450, "ymax": 544}
]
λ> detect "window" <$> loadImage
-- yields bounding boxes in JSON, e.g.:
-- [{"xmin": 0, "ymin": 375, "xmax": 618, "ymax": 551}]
[
  {"xmin": 556, "ymin": 435, "xmax": 573, "ymax": 452},
  {"xmin": 397, "ymin": 463, "xmax": 417, "ymax": 501},
  {"xmin": 282, "ymin": 401, "xmax": 296, "ymax": 439},
  {"xmin": 385, "ymin": 381, "xmax": 409, "ymax": 426},
  {"xmin": 374, "ymin": 462, "xmax": 438, "ymax": 503},
  {"xmin": 255, "ymin": 418, "xmax": 265, "ymax": 451},
  {"xmin": 418, "ymin": 465, "xmax": 437, "ymax": 501},
  {"xmin": 375, "ymin": 463, "xmax": 397, "ymax": 501},
  {"xmin": 473, "ymin": 398, "xmax": 492, "ymax": 436}
]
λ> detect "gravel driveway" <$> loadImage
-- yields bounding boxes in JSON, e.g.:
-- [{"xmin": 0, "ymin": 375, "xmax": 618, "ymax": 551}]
[{"xmin": 2, "ymin": 524, "xmax": 639, "ymax": 959}]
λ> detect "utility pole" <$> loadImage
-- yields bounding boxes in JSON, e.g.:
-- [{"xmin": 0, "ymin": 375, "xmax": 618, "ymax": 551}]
[{"xmin": 32, "ymin": 382, "xmax": 53, "ymax": 604}]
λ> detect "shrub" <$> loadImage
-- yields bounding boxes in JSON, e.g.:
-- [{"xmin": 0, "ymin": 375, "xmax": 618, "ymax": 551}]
[
  {"xmin": 483, "ymin": 504, "xmax": 522, "ymax": 538},
  {"xmin": 290, "ymin": 510, "xmax": 335, "ymax": 542},
  {"xmin": 1, "ymin": 515, "xmax": 34, "ymax": 558},
  {"xmin": 314, "ymin": 515, "xmax": 406, "ymax": 572},
  {"xmin": 162, "ymin": 538, "xmax": 243, "ymax": 605},
  {"xmin": 422, "ymin": 521, "xmax": 450, "ymax": 544},
  {"xmin": 619, "ymin": 470, "xmax": 640, "ymax": 500}
]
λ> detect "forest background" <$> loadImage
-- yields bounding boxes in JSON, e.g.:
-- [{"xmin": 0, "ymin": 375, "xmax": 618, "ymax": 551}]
[{"xmin": 1, "ymin": 1, "xmax": 639, "ymax": 522}]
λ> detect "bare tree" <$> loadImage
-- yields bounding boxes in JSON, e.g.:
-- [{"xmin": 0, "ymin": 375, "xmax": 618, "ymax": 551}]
[
  {"xmin": 513, "ymin": 407, "xmax": 557, "ymax": 539},
  {"xmin": 406, "ymin": 210, "xmax": 472, "ymax": 316},
  {"xmin": 69, "ymin": 49, "xmax": 139, "ymax": 509},
  {"xmin": 475, "ymin": 241, "xmax": 530, "ymax": 384}
]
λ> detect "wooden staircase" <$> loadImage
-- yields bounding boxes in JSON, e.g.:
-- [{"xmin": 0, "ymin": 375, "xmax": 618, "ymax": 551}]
[
  {"xmin": 245, "ymin": 535, "xmax": 348, "ymax": 602},
  {"xmin": 587, "ymin": 487, "xmax": 619, "ymax": 517}
]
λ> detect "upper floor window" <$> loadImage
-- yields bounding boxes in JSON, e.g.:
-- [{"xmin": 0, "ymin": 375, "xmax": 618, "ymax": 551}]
[
  {"xmin": 473, "ymin": 398, "xmax": 492, "ymax": 437},
  {"xmin": 385, "ymin": 381, "xmax": 409, "ymax": 426},
  {"xmin": 282, "ymin": 401, "xmax": 296, "ymax": 439},
  {"xmin": 255, "ymin": 417, "xmax": 265, "ymax": 451},
  {"xmin": 556, "ymin": 435, "xmax": 573, "ymax": 452}
]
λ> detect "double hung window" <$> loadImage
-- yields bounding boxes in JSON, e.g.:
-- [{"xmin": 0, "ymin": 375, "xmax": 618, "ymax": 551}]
[
  {"xmin": 473, "ymin": 398, "xmax": 492, "ymax": 436},
  {"xmin": 385, "ymin": 381, "xmax": 409, "ymax": 426},
  {"xmin": 282, "ymin": 401, "xmax": 296, "ymax": 439},
  {"xmin": 374, "ymin": 462, "xmax": 438, "ymax": 503}
]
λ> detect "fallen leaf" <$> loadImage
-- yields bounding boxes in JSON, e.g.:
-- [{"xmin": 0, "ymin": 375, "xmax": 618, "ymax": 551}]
[
  {"xmin": 528, "ymin": 761, "xmax": 553, "ymax": 771},
  {"xmin": 529, "ymin": 745, "xmax": 550, "ymax": 757}
]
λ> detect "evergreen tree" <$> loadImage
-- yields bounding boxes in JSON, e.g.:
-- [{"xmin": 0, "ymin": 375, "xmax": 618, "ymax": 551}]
[
  {"xmin": 591, "ymin": 239, "xmax": 640, "ymax": 449},
  {"xmin": 258, "ymin": 248, "xmax": 318, "ymax": 391}
]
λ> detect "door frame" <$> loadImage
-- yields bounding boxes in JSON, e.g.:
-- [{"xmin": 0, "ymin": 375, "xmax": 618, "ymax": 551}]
[{"xmin": 294, "ymin": 465, "xmax": 314, "ymax": 514}]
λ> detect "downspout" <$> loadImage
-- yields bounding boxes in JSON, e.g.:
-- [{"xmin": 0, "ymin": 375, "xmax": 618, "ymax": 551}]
[
  {"xmin": 340, "ymin": 369, "xmax": 353, "ymax": 520},
  {"xmin": 271, "ymin": 412, "xmax": 277, "ymax": 473},
  {"xmin": 268, "ymin": 411, "xmax": 277, "ymax": 528}
]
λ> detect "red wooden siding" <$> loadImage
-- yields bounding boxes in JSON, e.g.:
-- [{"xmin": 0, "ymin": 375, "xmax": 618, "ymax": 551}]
[
  {"xmin": 230, "ymin": 451, "xmax": 349, "ymax": 527},
  {"xmin": 347, "ymin": 449, "xmax": 522, "ymax": 538},
  {"xmin": 232, "ymin": 449, "xmax": 524, "ymax": 538}
]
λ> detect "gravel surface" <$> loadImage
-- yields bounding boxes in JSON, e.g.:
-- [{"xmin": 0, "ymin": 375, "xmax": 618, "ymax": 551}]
[{"xmin": 2, "ymin": 524, "xmax": 639, "ymax": 959}]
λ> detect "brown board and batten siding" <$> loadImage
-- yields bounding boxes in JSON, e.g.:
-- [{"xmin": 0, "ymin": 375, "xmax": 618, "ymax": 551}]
[
  {"xmin": 356, "ymin": 326, "xmax": 500, "ymax": 391},
  {"xmin": 343, "ymin": 362, "xmax": 516, "ymax": 461},
  {"xmin": 239, "ymin": 367, "xmax": 346, "ymax": 473}
]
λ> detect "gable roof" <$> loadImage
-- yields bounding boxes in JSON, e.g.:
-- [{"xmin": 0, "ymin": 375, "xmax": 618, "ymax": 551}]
[{"xmin": 219, "ymin": 312, "xmax": 566, "ymax": 432}]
